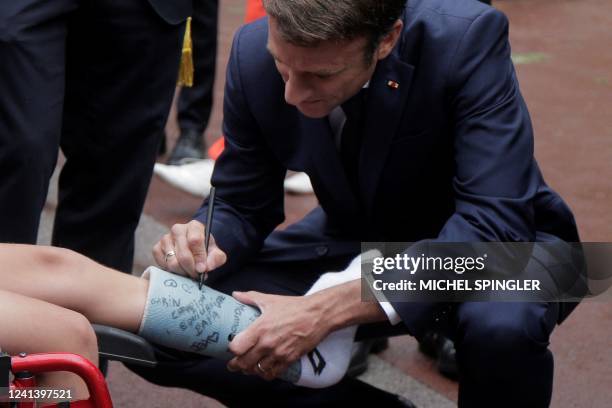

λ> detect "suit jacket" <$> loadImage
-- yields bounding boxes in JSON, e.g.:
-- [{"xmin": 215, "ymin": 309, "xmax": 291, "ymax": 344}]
[
  {"xmin": 195, "ymin": 0, "xmax": 580, "ymax": 326},
  {"xmin": 148, "ymin": 0, "xmax": 192, "ymax": 24}
]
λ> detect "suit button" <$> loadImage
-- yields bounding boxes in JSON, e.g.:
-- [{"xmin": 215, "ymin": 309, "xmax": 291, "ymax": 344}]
[{"xmin": 315, "ymin": 246, "xmax": 329, "ymax": 257}]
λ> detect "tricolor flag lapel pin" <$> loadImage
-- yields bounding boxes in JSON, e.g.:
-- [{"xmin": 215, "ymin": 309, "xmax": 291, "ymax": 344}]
[{"xmin": 387, "ymin": 80, "xmax": 400, "ymax": 90}]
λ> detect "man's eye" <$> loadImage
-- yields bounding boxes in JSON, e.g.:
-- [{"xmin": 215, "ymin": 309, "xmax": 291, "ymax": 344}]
[{"xmin": 315, "ymin": 73, "xmax": 333, "ymax": 79}]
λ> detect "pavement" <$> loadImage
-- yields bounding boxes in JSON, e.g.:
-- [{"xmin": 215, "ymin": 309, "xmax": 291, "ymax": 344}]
[{"xmin": 37, "ymin": 0, "xmax": 611, "ymax": 406}]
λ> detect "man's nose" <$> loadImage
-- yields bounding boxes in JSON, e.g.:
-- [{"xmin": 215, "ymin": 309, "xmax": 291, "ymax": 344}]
[{"xmin": 284, "ymin": 73, "xmax": 313, "ymax": 106}]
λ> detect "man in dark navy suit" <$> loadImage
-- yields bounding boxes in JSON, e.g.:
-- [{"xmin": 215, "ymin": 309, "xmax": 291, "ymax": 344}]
[
  {"xmin": 135, "ymin": 0, "xmax": 580, "ymax": 406},
  {"xmin": 0, "ymin": 0, "xmax": 191, "ymax": 272}
]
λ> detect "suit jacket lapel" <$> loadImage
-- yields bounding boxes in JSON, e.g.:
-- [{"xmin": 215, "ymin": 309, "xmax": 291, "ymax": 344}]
[{"xmin": 360, "ymin": 53, "xmax": 415, "ymax": 216}]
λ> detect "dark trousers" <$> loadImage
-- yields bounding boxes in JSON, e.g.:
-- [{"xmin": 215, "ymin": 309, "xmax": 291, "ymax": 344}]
[
  {"xmin": 0, "ymin": 0, "xmax": 183, "ymax": 271},
  {"xmin": 177, "ymin": 0, "xmax": 218, "ymax": 134},
  {"xmin": 128, "ymin": 215, "xmax": 563, "ymax": 407}
]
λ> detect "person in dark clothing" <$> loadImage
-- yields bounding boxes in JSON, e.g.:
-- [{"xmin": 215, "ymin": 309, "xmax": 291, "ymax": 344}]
[
  {"xmin": 167, "ymin": 0, "xmax": 220, "ymax": 165},
  {"xmin": 0, "ymin": 0, "xmax": 191, "ymax": 272}
]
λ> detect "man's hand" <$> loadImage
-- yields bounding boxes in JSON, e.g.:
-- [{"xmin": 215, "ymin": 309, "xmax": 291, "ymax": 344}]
[
  {"xmin": 226, "ymin": 291, "xmax": 332, "ymax": 381},
  {"xmin": 152, "ymin": 220, "xmax": 227, "ymax": 279}
]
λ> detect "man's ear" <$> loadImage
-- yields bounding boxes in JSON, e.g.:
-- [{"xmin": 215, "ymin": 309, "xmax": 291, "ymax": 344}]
[{"xmin": 376, "ymin": 20, "xmax": 403, "ymax": 60}]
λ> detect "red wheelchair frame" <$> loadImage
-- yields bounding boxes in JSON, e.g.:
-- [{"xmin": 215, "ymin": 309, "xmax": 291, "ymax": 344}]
[{"xmin": 1, "ymin": 352, "xmax": 112, "ymax": 408}]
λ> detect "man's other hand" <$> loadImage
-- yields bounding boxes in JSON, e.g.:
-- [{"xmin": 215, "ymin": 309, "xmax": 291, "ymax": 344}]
[
  {"xmin": 226, "ymin": 291, "xmax": 331, "ymax": 381},
  {"xmin": 153, "ymin": 220, "xmax": 227, "ymax": 279}
]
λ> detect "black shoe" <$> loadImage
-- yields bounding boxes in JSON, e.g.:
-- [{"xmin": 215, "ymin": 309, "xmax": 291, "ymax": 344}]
[
  {"xmin": 418, "ymin": 331, "xmax": 458, "ymax": 380},
  {"xmin": 417, "ymin": 330, "xmax": 440, "ymax": 358},
  {"xmin": 396, "ymin": 395, "xmax": 418, "ymax": 408},
  {"xmin": 370, "ymin": 337, "xmax": 390, "ymax": 354},
  {"xmin": 347, "ymin": 338, "xmax": 389, "ymax": 377},
  {"xmin": 167, "ymin": 129, "xmax": 205, "ymax": 165},
  {"xmin": 436, "ymin": 336, "xmax": 458, "ymax": 379}
]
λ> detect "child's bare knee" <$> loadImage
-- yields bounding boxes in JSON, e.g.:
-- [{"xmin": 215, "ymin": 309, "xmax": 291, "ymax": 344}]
[
  {"xmin": 65, "ymin": 312, "xmax": 98, "ymax": 364},
  {"xmin": 33, "ymin": 246, "xmax": 80, "ymax": 271}
]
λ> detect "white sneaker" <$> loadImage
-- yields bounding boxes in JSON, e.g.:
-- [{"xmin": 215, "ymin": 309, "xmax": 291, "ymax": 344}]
[
  {"xmin": 154, "ymin": 163, "xmax": 314, "ymax": 197},
  {"xmin": 283, "ymin": 172, "xmax": 314, "ymax": 194},
  {"xmin": 153, "ymin": 159, "xmax": 215, "ymax": 197}
]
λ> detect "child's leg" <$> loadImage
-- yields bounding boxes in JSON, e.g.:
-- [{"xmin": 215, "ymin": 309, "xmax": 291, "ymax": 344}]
[
  {"xmin": 0, "ymin": 243, "xmax": 372, "ymax": 388},
  {"xmin": 139, "ymin": 252, "xmax": 374, "ymax": 388},
  {"xmin": 0, "ymin": 244, "xmax": 147, "ymax": 332},
  {"xmin": 0, "ymin": 289, "xmax": 98, "ymax": 400}
]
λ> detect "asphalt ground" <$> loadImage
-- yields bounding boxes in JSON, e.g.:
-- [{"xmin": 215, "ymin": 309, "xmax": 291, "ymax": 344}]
[{"xmin": 38, "ymin": 0, "xmax": 611, "ymax": 406}]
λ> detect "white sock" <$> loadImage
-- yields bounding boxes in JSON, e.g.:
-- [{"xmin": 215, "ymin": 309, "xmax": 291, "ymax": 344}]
[{"xmin": 294, "ymin": 250, "xmax": 381, "ymax": 388}]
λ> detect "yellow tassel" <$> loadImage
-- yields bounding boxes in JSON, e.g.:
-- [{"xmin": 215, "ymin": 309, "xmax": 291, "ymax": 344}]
[{"xmin": 178, "ymin": 17, "xmax": 194, "ymax": 87}]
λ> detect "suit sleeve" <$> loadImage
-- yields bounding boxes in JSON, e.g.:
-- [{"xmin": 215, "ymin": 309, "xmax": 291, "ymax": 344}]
[
  {"xmin": 439, "ymin": 8, "xmax": 538, "ymax": 243},
  {"xmin": 389, "ymin": 9, "xmax": 541, "ymax": 336},
  {"xmin": 193, "ymin": 25, "xmax": 286, "ymax": 276}
]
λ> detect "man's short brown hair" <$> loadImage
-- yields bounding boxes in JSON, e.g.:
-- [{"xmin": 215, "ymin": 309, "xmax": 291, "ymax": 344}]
[{"xmin": 263, "ymin": 0, "xmax": 406, "ymax": 63}]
